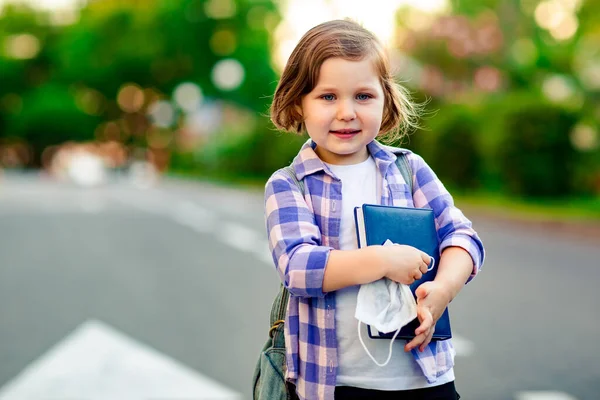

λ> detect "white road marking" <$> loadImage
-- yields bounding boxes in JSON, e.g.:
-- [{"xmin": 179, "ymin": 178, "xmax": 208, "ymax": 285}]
[
  {"xmin": 255, "ymin": 242, "xmax": 274, "ymax": 265},
  {"xmin": 219, "ymin": 222, "xmax": 263, "ymax": 253},
  {"xmin": 0, "ymin": 319, "xmax": 241, "ymax": 400},
  {"xmin": 452, "ymin": 334, "xmax": 475, "ymax": 357},
  {"xmin": 170, "ymin": 201, "xmax": 216, "ymax": 233},
  {"xmin": 515, "ymin": 391, "xmax": 579, "ymax": 400}
]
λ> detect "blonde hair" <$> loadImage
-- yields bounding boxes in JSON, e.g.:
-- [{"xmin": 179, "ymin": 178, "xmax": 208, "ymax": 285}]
[{"xmin": 270, "ymin": 19, "xmax": 421, "ymax": 143}]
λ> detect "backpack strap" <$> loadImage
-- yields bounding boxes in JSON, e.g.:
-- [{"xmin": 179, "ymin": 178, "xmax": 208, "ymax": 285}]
[
  {"xmin": 394, "ymin": 152, "xmax": 413, "ymax": 194},
  {"xmin": 268, "ymin": 166, "xmax": 303, "ymax": 348}
]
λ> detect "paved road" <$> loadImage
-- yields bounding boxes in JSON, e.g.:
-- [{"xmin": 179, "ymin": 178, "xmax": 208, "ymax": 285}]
[{"xmin": 0, "ymin": 172, "xmax": 598, "ymax": 400}]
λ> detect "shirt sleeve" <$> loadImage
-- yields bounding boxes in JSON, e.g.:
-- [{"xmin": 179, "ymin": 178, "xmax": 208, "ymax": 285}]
[
  {"xmin": 408, "ymin": 153, "xmax": 485, "ymax": 282},
  {"xmin": 264, "ymin": 170, "xmax": 332, "ymax": 297}
]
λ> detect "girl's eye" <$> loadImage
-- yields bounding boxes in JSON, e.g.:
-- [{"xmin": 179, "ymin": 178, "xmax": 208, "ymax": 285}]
[
  {"xmin": 321, "ymin": 94, "xmax": 335, "ymax": 101},
  {"xmin": 356, "ymin": 93, "xmax": 372, "ymax": 100}
]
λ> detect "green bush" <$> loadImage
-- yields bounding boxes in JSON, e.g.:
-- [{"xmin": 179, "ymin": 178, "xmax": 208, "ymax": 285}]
[
  {"xmin": 431, "ymin": 107, "xmax": 481, "ymax": 190},
  {"xmin": 6, "ymin": 84, "xmax": 99, "ymax": 165},
  {"xmin": 401, "ymin": 103, "xmax": 482, "ymax": 191},
  {"xmin": 499, "ymin": 103, "xmax": 578, "ymax": 197}
]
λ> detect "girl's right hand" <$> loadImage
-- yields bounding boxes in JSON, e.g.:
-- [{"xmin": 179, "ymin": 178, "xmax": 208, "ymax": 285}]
[{"xmin": 376, "ymin": 244, "xmax": 431, "ymax": 285}]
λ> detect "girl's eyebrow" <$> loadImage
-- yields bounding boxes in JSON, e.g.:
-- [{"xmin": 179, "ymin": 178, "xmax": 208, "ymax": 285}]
[{"xmin": 313, "ymin": 85, "xmax": 379, "ymax": 92}]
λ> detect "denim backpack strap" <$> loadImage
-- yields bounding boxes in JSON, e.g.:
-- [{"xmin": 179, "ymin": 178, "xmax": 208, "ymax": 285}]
[
  {"xmin": 394, "ymin": 152, "xmax": 413, "ymax": 194},
  {"xmin": 268, "ymin": 166, "xmax": 304, "ymax": 348}
]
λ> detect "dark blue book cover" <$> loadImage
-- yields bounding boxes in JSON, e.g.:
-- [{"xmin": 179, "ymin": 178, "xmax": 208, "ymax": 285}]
[{"xmin": 354, "ymin": 204, "xmax": 452, "ymax": 340}]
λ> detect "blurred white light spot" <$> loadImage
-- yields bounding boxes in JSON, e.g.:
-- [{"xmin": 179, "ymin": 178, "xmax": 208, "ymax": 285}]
[
  {"xmin": 147, "ymin": 101, "xmax": 175, "ymax": 128},
  {"xmin": 204, "ymin": 0, "xmax": 236, "ymax": 19},
  {"xmin": 11, "ymin": 0, "xmax": 77, "ymax": 10},
  {"xmin": 535, "ymin": 0, "xmax": 567, "ymax": 30},
  {"xmin": 560, "ymin": 0, "xmax": 583, "ymax": 11},
  {"xmin": 4, "ymin": 34, "xmax": 40, "ymax": 60},
  {"xmin": 49, "ymin": 9, "xmax": 80, "ymax": 26},
  {"xmin": 542, "ymin": 75, "xmax": 574, "ymax": 102},
  {"xmin": 67, "ymin": 153, "xmax": 107, "ymax": 187},
  {"xmin": 273, "ymin": 0, "xmax": 449, "ymax": 70},
  {"xmin": 185, "ymin": 103, "xmax": 223, "ymax": 136},
  {"xmin": 570, "ymin": 123, "xmax": 598, "ymax": 152},
  {"xmin": 128, "ymin": 161, "xmax": 158, "ymax": 189},
  {"xmin": 211, "ymin": 59, "xmax": 245, "ymax": 91},
  {"xmin": 549, "ymin": 13, "xmax": 578, "ymax": 41},
  {"xmin": 173, "ymin": 82, "xmax": 203, "ymax": 113}
]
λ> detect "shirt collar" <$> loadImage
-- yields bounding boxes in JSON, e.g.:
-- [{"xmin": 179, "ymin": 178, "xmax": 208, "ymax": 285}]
[{"xmin": 291, "ymin": 138, "xmax": 404, "ymax": 180}]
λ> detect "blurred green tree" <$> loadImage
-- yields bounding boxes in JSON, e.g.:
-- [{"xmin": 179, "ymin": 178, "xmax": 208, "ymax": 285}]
[{"xmin": 0, "ymin": 0, "xmax": 280, "ymax": 165}]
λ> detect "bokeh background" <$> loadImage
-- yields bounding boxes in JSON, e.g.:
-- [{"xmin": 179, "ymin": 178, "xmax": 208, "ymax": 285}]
[
  {"xmin": 1, "ymin": 0, "xmax": 599, "ymax": 203},
  {"xmin": 0, "ymin": 0, "xmax": 599, "ymax": 399}
]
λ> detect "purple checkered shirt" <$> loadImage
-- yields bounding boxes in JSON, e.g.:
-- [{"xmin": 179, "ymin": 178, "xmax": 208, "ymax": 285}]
[{"xmin": 264, "ymin": 139, "xmax": 485, "ymax": 400}]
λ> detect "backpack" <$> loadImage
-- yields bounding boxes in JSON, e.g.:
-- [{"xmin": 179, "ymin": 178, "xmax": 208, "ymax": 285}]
[{"xmin": 252, "ymin": 152, "xmax": 413, "ymax": 400}]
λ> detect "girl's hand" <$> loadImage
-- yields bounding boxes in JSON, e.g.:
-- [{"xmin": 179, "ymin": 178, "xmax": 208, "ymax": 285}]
[
  {"xmin": 404, "ymin": 281, "xmax": 452, "ymax": 352},
  {"xmin": 377, "ymin": 244, "xmax": 431, "ymax": 285}
]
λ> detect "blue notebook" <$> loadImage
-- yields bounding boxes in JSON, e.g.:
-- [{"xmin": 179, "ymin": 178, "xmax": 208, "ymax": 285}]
[{"xmin": 354, "ymin": 204, "xmax": 452, "ymax": 340}]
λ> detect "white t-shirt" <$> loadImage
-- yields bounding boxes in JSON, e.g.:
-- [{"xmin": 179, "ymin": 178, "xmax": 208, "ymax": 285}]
[{"xmin": 325, "ymin": 156, "xmax": 454, "ymax": 390}]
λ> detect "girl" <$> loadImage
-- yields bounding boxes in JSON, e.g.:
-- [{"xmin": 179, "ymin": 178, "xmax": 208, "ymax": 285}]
[{"xmin": 264, "ymin": 19, "xmax": 485, "ymax": 400}]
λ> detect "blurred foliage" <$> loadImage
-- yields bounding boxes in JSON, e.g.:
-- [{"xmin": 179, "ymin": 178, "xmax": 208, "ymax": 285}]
[
  {"xmin": 0, "ymin": 0, "xmax": 280, "ymax": 165},
  {"xmin": 394, "ymin": 0, "xmax": 600, "ymax": 198},
  {"xmin": 0, "ymin": 0, "xmax": 599, "ymax": 201},
  {"xmin": 500, "ymin": 99, "xmax": 578, "ymax": 197},
  {"xmin": 406, "ymin": 103, "xmax": 482, "ymax": 190},
  {"xmin": 10, "ymin": 83, "xmax": 101, "ymax": 153}
]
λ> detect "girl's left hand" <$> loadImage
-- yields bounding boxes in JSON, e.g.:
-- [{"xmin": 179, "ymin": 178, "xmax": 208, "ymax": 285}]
[{"xmin": 404, "ymin": 281, "xmax": 452, "ymax": 352}]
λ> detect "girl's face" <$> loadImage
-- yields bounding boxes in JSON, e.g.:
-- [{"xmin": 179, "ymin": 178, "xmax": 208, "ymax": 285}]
[{"xmin": 300, "ymin": 57, "xmax": 385, "ymax": 165}]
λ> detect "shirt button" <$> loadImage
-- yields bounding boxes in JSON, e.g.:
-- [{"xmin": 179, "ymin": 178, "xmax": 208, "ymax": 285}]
[
  {"xmin": 329, "ymin": 360, "xmax": 334, "ymax": 372},
  {"xmin": 332, "ymin": 201, "xmax": 336, "ymax": 212}
]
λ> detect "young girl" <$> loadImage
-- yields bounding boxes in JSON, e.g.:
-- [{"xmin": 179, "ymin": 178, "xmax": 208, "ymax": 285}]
[{"xmin": 264, "ymin": 19, "xmax": 485, "ymax": 400}]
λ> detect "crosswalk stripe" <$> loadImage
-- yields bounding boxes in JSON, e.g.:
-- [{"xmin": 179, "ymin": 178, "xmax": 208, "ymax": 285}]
[{"xmin": 515, "ymin": 391, "xmax": 579, "ymax": 400}]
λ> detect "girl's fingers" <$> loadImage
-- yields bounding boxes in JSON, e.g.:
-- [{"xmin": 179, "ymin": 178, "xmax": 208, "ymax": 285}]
[
  {"xmin": 420, "ymin": 252, "xmax": 432, "ymax": 265},
  {"xmin": 419, "ymin": 329, "xmax": 435, "ymax": 352},
  {"xmin": 415, "ymin": 308, "xmax": 433, "ymax": 336},
  {"xmin": 405, "ymin": 332, "xmax": 426, "ymax": 352},
  {"xmin": 419, "ymin": 261, "xmax": 428, "ymax": 274}
]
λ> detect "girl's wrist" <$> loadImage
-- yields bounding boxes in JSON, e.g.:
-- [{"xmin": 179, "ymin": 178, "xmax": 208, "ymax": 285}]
[{"xmin": 366, "ymin": 245, "xmax": 388, "ymax": 280}]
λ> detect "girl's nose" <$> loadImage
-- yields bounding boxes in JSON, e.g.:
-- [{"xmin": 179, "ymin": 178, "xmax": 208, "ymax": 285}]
[{"xmin": 336, "ymin": 100, "xmax": 356, "ymax": 121}]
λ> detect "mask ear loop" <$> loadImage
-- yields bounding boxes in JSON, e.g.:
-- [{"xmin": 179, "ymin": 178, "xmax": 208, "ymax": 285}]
[
  {"xmin": 427, "ymin": 257, "xmax": 435, "ymax": 272},
  {"xmin": 357, "ymin": 320, "xmax": 401, "ymax": 367}
]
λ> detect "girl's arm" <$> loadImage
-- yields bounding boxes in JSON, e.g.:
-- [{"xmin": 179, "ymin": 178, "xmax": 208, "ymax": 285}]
[
  {"xmin": 322, "ymin": 247, "xmax": 386, "ymax": 292},
  {"xmin": 323, "ymin": 244, "xmax": 429, "ymax": 292},
  {"xmin": 435, "ymin": 246, "xmax": 474, "ymax": 301}
]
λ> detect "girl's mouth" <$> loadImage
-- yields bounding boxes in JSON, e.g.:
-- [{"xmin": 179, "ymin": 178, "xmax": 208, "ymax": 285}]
[{"xmin": 330, "ymin": 129, "xmax": 361, "ymax": 139}]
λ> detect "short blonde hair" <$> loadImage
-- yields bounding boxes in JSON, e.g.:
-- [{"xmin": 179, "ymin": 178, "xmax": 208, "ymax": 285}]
[{"xmin": 270, "ymin": 19, "xmax": 421, "ymax": 143}]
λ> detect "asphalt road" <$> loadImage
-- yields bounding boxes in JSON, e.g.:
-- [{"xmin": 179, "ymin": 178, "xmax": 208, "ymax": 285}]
[{"xmin": 0, "ymin": 172, "xmax": 598, "ymax": 400}]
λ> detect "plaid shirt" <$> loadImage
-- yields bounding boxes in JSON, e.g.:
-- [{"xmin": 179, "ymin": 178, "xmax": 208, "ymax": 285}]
[{"xmin": 264, "ymin": 139, "xmax": 485, "ymax": 400}]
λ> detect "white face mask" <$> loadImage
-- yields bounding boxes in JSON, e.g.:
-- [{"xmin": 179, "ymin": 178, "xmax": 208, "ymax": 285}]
[{"xmin": 354, "ymin": 240, "xmax": 435, "ymax": 367}]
